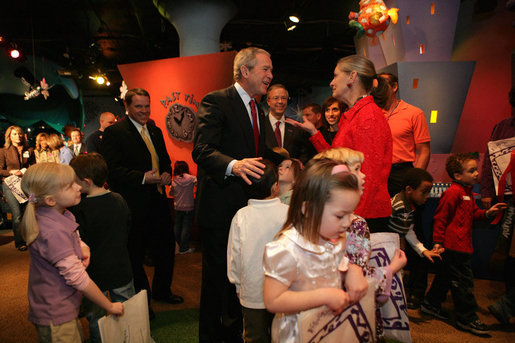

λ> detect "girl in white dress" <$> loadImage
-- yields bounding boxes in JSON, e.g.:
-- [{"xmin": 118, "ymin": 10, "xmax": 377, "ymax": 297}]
[{"xmin": 263, "ymin": 158, "xmax": 369, "ymax": 343}]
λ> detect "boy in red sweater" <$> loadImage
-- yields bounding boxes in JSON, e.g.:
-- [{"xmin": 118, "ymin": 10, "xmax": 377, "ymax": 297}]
[{"xmin": 421, "ymin": 153, "xmax": 506, "ymax": 336}]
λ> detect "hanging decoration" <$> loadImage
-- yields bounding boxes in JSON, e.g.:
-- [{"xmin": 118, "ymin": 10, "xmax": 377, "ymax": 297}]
[
  {"xmin": 348, "ymin": 0, "xmax": 399, "ymax": 41},
  {"xmin": 120, "ymin": 80, "xmax": 128, "ymax": 100},
  {"xmin": 21, "ymin": 77, "xmax": 53, "ymax": 101}
]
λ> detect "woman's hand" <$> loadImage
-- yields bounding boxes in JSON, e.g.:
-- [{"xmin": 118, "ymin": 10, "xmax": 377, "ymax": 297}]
[
  {"xmin": 285, "ymin": 118, "xmax": 318, "ymax": 136},
  {"xmin": 9, "ymin": 170, "xmax": 22, "ymax": 176}
]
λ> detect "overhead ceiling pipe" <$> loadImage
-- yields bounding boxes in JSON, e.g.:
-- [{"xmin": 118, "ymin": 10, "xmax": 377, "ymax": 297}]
[{"xmin": 154, "ymin": 0, "xmax": 236, "ymax": 57}]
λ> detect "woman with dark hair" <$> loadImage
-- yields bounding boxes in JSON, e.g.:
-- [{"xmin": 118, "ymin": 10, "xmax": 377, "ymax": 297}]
[
  {"xmin": 170, "ymin": 161, "xmax": 197, "ymax": 254},
  {"xmin": 0, "ymin": 125, "xmax": 35, "ymax": 250},
  {"xmin": 320, "ymin": 96, "xmax": 347, "ymax": 145},
  {"xmin": 287, "ymin": 55, "xmax": 392, "ymax": 233}
]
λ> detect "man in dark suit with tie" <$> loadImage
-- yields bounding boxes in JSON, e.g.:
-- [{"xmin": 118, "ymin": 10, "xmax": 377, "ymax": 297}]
[
  {"xmin": 263, "ymin": 84, "xmax": 312, "ymax": 163},
  {"xmin": 192, "ymin": 47, "xmax": 273, "ymax": 343},
  {"xmin": 70, "ymin": 128, "xmax": 87, "ymax": 156},
  {"xmin": 101, "ymin": 88, "xmax": 183, "ymax": 308}
]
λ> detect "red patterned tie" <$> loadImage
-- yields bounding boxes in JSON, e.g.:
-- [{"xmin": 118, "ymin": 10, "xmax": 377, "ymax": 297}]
[
  {"xmin": 249, "ymin": 99, "xmax": 260, "ymax": 155},
  {"xmin": 275, "ymin": 121, "xmax": 282, "ymax": 148}
]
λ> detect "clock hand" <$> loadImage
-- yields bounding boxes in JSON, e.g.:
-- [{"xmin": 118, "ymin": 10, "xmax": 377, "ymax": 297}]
[{"xmin": 174, "ymin": 111, "xmax": 185, "ymax": 125}]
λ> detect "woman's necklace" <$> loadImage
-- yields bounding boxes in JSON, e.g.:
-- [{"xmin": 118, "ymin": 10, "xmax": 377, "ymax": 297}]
[
  {"xmin": 349, "ymin": 94, "xmax": 368, "ymax": 109},
  {"xmin": 385, "ymin": 99, "xmax": 400, "ymax": 121}
]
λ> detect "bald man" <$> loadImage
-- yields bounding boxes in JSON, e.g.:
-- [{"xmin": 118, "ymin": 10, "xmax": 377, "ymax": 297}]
[{"xmin": 86, "ymin": 112, "xmax": 116, "ymax": 153}]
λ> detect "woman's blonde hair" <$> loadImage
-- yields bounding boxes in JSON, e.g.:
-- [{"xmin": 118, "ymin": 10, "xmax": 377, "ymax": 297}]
[
  {"xmin": 4, "ymin": 125, "xmax": 27, "ymax": 149},
  {"xmin": 336, "ymin": 55, "xmax": 377, "ymax": 93},
  {"xmin": 47, "ymin": 133, "xmax": 65, "ymax": 150},
  {"xmin": 20, "ymin": 163, "xmax": 77, "ymax": 245},
  {"xmin": 314, "ymin": 147, "xmax": 364, "ymax": 166},
  {"xmin": 35, "ymin": 133, "xmax": 49, "ymax": 151},
  {"xmin": 277, "ymin": 158, "xmax": 360, "ymax": 244}
]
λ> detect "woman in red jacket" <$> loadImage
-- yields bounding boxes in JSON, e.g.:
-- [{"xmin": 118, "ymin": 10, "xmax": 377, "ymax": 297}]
[{"xmin": 288, "ymin": 55, "xmax": 392, "ymax": 232}]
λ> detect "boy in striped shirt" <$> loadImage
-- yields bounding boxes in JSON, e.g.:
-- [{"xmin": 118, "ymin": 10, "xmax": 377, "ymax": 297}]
[{"xmin": 388, "ymin": 168, "xmax": 441, "ymax": 309}]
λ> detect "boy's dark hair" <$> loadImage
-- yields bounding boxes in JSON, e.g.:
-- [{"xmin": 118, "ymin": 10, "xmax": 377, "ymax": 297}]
[
  {"xmin": 173, "ymin": 160, "xmax": 190, "ymax": 176},
  {"xmin": 403, "ymin": 168, "xmax": 433, "ymax": 190},
  {"xmin": 70, "ymin": 152, "xmax": 108, "ymax": 187},
  {"xmin": 445, "ymin": 152, "xmax": 477, "ymax": 179},
  {"xmin": 245, "ymin": 159, "xmax": 278, "ymax": 200}
]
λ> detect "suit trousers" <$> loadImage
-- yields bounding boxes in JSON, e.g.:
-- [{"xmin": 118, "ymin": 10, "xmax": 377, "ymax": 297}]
[
  {"xmin": 128, "ymin": 192, "xmax": 175, "ymax": 300},
  {"xmin": 199, "ymin": 224, "xmax": 243, "ymax": 343}
]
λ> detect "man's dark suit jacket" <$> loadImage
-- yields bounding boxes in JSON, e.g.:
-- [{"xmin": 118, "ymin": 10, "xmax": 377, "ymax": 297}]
[
  {"xmin": 263, "ymin": 114, "xmax": 314, "ymax": 162},
  {"xmin": 70, "ymin": 143, "xmax": 87, "ymax": 156},
  {"xmin": 101, "ymin": 117, "xmax": 173, "ymax": 208},
  {"xmin": 193, "ymin": 85, "xmax": 273, "ymax": 230}
]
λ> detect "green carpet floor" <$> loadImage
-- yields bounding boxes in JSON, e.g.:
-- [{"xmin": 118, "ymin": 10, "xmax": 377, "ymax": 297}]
[{"xmin": 151, "ymin": 308, "xmax": 199, "ymax": 343}]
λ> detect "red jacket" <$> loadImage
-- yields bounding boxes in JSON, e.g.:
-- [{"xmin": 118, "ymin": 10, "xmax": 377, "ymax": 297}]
[
  {"xmin": 433, "ymin": 182, "xmax": 486, "ymax": 254},
  {"xmin": 309, "ymin": 96, "xmax": 393, "ymax": 219}
]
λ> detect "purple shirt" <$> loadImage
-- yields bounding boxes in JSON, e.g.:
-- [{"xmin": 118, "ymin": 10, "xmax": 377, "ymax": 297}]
[
  {"xmin": 480, "ymin": 117, "xmax": 515, "ymax": 199},
  {"xmin": 28, "ymin": 207, "xmax": 83, "ymax": 326}
]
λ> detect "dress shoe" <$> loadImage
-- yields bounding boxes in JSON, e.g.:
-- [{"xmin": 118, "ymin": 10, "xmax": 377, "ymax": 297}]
[
  {"xmin": 152, "ymin": 293, "xmax": 184, "ymax": 304},
  {"xmin": 17, "ymin": 245, "xmax": 28, "ymax": 251}
]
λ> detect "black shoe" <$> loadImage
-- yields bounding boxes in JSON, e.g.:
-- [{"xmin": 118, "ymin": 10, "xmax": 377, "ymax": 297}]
[
  {"xmin": 407, "ymin": 295, "xmax": 421, "ymax": 310},
  {"xmin": 420, "ymin": 300, "xmax": 450, "ymax": 320},
  {"xmin": 152, "ymin": 293, "xmax": 184, "ymax": 304},
  {"xmin": 456, "ymin": 319, "xmax": 489, "ymax": 336},
  {"xmin": 17, "ymin": 245, "xmax": 27, "ymax": 251},
  {"xmin": 488, "ymin": 302, "xmax": 510, "ymax": 325}
]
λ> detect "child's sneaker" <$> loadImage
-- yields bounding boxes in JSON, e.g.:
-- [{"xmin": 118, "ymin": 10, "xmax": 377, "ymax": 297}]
[
  {"xmin": 456, "ymin": 319, "xmax": 489, "ymax": 336},
  {"xmin": 420, "ymin": 300, "xmax": 450, "ymax": 320}
]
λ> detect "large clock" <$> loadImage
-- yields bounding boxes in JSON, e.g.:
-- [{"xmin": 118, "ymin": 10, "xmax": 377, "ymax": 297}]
[{"xmin": 165, "ymin": 103, "xmax": 196, "ymax": 143}]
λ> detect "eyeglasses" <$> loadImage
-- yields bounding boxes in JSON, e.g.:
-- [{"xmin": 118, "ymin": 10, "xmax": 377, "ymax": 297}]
[{"xmin": 269, "ymin": 96, "xmax": 288, "ymax": 101}]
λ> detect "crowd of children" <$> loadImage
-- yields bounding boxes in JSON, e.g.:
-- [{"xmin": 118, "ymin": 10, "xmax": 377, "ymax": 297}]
[{"xmin": 17, "ymin": 144, "xmax": 511, "ymax": 342}]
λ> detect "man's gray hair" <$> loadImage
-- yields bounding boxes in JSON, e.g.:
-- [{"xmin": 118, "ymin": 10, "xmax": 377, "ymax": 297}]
[{"xmin": 233, "ymin": 47, "xmax": 270, "ymax": 81}]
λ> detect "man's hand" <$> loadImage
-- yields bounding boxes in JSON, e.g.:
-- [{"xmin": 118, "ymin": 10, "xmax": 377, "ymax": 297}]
[
  {"xmin": 160, "ymin": 172, "xmax": 172, "ymax": 186},
  {"xmin": 232, "ymin": 158, "xmax": 265, "ymax": 185},
  {"xmin": 481, "ymin": 197, "xmax": 492, "ymax": 209},
  {"xmin": 144, "ymin": 169, "xmax": 161, "ymax": 184},
  {"xmin": 285, "ymin": 118, "xmax": 318, "ymax": 136}
]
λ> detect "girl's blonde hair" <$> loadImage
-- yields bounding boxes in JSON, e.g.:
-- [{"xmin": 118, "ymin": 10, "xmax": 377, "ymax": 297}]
[
  {"xmin": 4, "ymin": 125, "xmax": 27, "ymax": 149},
  {"xmin": 278, "ymin": 158, "xmax": 360, "ymax": 244},
  {"xmin": 314, "ymin": 147, "xmax": 364, "ymax": 166},
  {"xmin": 35, "ymin": 133, "xmax": 49, "ymax": 151},
  {"xmin": 20, "ymin": 163, "xmax": 77, "ymax": 245}
]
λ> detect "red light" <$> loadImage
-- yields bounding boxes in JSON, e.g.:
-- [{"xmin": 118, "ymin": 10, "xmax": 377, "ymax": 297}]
[{"xmin": 10, "ymin": 49, "xmax": 20, "ymax": 59}]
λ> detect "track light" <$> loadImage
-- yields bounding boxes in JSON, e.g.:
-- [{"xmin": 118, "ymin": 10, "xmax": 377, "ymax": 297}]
[
  {"xmin": 284, "ymin": 13, "xmax": 300, "ymax": 31},
  {"xmin": 10, "ymin": 49, "xmax": 20, "ymax": 59},
  {"xmin": 89, "ymin": 72, "xmax": 110, "ymax": 86}
]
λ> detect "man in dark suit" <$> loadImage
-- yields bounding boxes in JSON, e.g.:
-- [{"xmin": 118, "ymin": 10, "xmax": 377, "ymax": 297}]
[
  {"xmin": 101, "ymin": 88, "xmax": 183, "ymax": 307},
  {"xmin": 192, "ymin": 47, "xmax": 273, "ymax": 343},
  {"xmin": 70, "ymin": 128, "xmax": 87, "ymax": 156},
  {"xmin": 263, "ymin": 84, "xmax": 312, "ymax": 163}
]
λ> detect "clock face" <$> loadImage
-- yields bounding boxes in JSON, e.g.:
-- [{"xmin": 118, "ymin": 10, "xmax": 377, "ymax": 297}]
[{"xmin": 165, "ymin": 104, "xmax": 196, "ymax": 143}]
